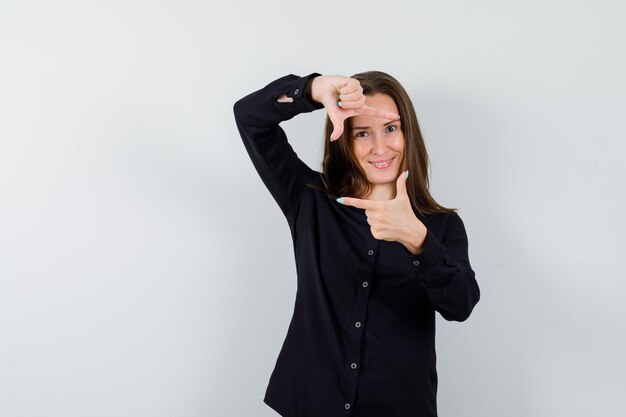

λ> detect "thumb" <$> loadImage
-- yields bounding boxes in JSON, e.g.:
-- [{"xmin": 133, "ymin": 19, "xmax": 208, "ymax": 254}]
[
  {"xmin": 328, "ymin": 111, "xmax": 345, "ymax": 141},
  {"xmin": 395, "ymin": 170, "xmax": 409, "ymax": 199}
]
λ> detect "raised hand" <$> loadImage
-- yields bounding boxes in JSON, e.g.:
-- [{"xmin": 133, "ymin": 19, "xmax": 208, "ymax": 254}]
[
  {"xmin": 309, "ymin": 75, "xmax": 400, "ymax": 141},
  {"xmin": 338, "ymin": 171, "xmax": 428, "ymax": 254}
]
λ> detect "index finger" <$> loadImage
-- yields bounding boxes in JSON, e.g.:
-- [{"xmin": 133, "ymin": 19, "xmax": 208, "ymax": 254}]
[
  {"xmin": 337, "ymin": 196, "xmax": 379, "ymax": 210},
  {"xmin": 359, "ymin": 105, "xmax": 401, "ymax": 121}
]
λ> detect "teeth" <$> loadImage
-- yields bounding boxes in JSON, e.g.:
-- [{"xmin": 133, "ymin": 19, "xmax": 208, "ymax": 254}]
[{"xmin": 371, "ymin": 159, "xmax": 392, "ymax": 168}]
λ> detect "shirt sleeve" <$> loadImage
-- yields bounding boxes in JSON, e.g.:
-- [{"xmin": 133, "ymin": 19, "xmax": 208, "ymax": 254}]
[
  {"xmin": 233, "ymin": 73, "xmax": 325, "ymax": 220},
  {"xmin": 406, "ymin": 212, "xmax": 480, "ymax": 322}
]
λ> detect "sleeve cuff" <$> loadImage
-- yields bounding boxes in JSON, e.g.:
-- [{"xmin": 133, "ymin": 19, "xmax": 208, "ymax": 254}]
[
  {"xmin": 273, "ymin": 73, "xmax": 324, "ymax": 113},
  {"xmin": 404, "ymin": 228, "xmax": 445, "ymax": 271}
]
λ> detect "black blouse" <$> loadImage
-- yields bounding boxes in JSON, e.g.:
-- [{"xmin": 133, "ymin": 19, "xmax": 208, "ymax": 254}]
[{"xmin": 233, "ymin": 73, "xmax": 480, "ymax": 417}]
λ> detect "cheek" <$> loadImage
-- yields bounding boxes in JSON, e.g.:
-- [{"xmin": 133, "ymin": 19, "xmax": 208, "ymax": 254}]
[
  {"xmin": 390, "ymin": 135, "xmax": 405, "ymax": 153},
  {"xmin": 352, "ymin": 143, "xmax": 369, "ymax": 160}
]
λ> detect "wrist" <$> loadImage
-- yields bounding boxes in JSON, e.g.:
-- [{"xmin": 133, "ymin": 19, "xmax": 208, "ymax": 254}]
[
  {"xmin": 306, "ymin": 75, "xmax": 323, "ymax": 104},
  {"xmin": 402, "ymin": 220, "xmax": 427, "ymax": 255}
]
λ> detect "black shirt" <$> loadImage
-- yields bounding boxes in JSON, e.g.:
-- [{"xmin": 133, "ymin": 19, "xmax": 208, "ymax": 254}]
[{"xmin": 233, "ymin": 73, "xmax": 480, "ymax": 417}]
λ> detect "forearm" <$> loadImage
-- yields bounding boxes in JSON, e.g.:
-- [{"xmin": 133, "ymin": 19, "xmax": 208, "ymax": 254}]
[
  {"xmin": 233, "ymin": 73, "xmax": 323, "ymax": 128},
  {"xmin": 276, "ymin": 76, "xmax": 318, "ymax": 103},
  {"xmin": 406, "ymin": 213, "xmax": 480, "ymax": 321}
]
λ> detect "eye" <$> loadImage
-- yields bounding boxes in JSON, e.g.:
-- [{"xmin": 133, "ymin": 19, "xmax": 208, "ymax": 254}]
[
  {"xmin": 386, "ymin": 124, "xmax": 398, "ymax": 133},
  {"xmin": 354, "ymin": 131, "xmax": 369, "ymax": 139}
]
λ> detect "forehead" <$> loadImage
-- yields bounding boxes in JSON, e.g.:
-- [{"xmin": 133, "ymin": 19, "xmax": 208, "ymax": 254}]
[{"xmin": 350, "ymin": 93, "xmax": 399, "ymax": 127}]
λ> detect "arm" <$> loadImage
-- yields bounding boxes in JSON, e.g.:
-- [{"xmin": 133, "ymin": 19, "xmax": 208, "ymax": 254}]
[
  {"xmin": 233, "ymin": 73, "xmax": 324, "ymax": 220},
  {"xmin": 336, "ymin": 165, "xmax": 479, "ymax": 321},
  {"xmin": 234, "ymin": 73, "xmax": 402, "ymax": 219},
  {"xmin": 407, "ymin": 212, "xmax": 480, "ymax": 322}
]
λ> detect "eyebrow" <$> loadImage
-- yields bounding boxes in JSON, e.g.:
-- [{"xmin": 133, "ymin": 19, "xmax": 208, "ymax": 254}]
[{"xmin": 351, "ymin": 120, "xmax": 399, "ymax": 131}]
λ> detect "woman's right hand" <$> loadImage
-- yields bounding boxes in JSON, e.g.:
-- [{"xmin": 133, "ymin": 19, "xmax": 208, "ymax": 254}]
[{"xmin": 308, "ymin": 75, "xmax": 401, "ymax": 141}]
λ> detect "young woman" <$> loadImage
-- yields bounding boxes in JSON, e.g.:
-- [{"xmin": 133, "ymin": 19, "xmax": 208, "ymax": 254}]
[{"xmin": 233, "ymin": 72, "xmax": 480, "ymax": 417}]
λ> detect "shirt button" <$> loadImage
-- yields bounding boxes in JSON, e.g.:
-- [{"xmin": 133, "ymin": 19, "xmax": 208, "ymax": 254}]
[
  {"xmin": 362, "ymin": 281, "xmax": 368, "ymax": 288},
  {"xmin": 345, "ymin": 403, "xmax": 351, "ymax": 410},
  {"xmin": 413, "ymin": 260, "xmax": 420, "ymax": 266},
  {"xmin": 367, "ymin": 249, "xmax": 374, "ymax": 256},
  {"xmin": 294, "ymin": 88, "xmax": 299, "ymax": 95},
  {"xmin": 351, "ymin": 362, "xmax": 358, "ymax": 369},
  {"xmin": 355, "ymin": 321, "xmax": 361, "ymax": 328}
]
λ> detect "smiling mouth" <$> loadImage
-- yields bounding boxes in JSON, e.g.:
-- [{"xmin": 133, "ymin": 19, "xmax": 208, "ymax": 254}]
[{"xmin": 369, "ymin": 156, "xmax": 395, "ymax": 169}]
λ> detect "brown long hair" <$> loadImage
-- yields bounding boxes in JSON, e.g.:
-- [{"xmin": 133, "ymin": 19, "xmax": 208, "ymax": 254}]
[{"xmin": 307, "ymin": 70, "xmax": 456, "ymax": 215}]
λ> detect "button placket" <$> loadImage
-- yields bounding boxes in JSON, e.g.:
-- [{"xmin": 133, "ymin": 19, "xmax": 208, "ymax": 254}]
[{"xmin": 345, "ymin": 240, "xmax": 378, "ymax": 413}]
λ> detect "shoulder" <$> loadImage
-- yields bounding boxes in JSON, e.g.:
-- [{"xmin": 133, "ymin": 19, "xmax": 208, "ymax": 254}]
[
  {"xmin": 418, "ymin": 209, "xmax": 460, "ymax": 225},
  {"xmin": 418, "ymin": 210, "xmax": 467, "ymax": 237}
]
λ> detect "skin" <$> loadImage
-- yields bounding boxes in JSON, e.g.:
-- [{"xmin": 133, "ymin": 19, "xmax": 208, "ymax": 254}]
[
  {"xmin": 279, "ymin": 75, "xmax": 428, "ymax": 254},
  {"xmin": 349, "ymin": 93, "xmax": 405, "ymax": 201},
  {"xmin": 340, "ymin": 169, "xmax": 428, "ymax": 254},
  {"xmin": 339, "ymin": 93, "xmax": 426, "ymax": 254}
]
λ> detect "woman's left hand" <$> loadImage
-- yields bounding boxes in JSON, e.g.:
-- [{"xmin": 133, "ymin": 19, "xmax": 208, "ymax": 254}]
[{"xmin": 338, "ymin": 171, "xmax": 428, "ymax": 254}]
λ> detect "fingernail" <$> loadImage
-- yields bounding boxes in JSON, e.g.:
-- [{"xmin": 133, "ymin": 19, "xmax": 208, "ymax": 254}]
[
  {"xmin": 336, "ymin": 198, "xmax": 345, "ymax": 204},
  {"xmin": 397, "ymin": 114, "xmax": 401, "ymax": 119},
  {"xmin": 338, "ymin": 101, "xmax": 343, "ymax": 107},
  {"xmin": 405, "ymin": 170, "xmax": 409, "ymax": 179}
]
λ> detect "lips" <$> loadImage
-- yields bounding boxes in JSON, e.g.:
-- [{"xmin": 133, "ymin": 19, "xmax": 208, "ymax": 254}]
[{"xmin": 369, "ymin": 156, "xmax": 395, "ymax": 169}]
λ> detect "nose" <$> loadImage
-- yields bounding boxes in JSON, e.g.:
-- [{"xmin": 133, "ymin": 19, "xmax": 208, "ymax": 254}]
[{"xmin": 371, "ymin": 133, "xmax": 388, "ymax": 155}]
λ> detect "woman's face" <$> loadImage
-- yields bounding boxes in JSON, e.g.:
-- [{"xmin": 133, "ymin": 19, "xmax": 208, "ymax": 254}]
[{"xmin": 350, "ymin": 93, "xmax": 405, "ymax": 187}]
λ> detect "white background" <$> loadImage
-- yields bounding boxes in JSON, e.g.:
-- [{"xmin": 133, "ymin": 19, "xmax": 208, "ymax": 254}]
[{"xmin": 1, "ymin": 1, "xmax": 625, "ymax": 416}]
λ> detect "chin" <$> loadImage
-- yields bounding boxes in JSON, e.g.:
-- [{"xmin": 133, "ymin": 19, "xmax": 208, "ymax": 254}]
[
  {"xmin": 364, "ymin": 167, "xmax": 402, "ymax": 184},
  {"xmin": 364, "ymin": 171, "xmax": 397, "ymax": 184},
  {"xmin": 371, "ymin": 177, "xmax": 396, "ymax": 185}
]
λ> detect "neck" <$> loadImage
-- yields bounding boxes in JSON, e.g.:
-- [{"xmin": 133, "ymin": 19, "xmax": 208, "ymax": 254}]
[{"xmin": 364, "ymin": 184, "xmax": 396, "ymax": 201}]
